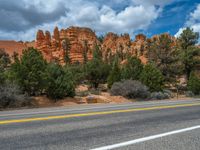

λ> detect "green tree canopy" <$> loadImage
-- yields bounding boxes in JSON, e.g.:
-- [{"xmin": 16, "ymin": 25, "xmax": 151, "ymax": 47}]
[
  {"xmin": 188, "ymin": 72, "xmax": 200, "ymax": 95},
  {"xmin": 121, "ymin": 56, "xmax": 143, "ymax": 80},
  {"xmin": 86, "ymin": 45, "xmax": 110, "ymax": 88},
  {"xmin": 0, "ymin": 49, "xmax": 11, "ymax": 85},
  {"xmin": 46, "ymin": 63, "xmax": 75, "ymax": 100},
  {"xmin": 148, "ymin": 33, "xmax": 182, "ymax": 83},
  {"xmin": 11, "ymin": 47, "xmax": 47, "ymax": 96},
  {"xmin": 107, "ymin": 56, "xmax": 121, "ymax": 88},
  {"xmin": 62, "ymin": 38, "xmax": 71, "ymax": 64},
  {"xmin": 178, "ymin": 27, "xmax": 200, "ymax": 79},
  {"xmin": 140, "ymin": 63, "xmax": 164, "ymax": 92}
]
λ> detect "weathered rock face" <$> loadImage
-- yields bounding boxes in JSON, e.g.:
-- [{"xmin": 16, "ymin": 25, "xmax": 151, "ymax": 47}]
[
  {"xmin": 0, "ymin": 40, "xmax": 28, "ymax": 57},
  {"xmin": 35, "ymin": 26, "xmax": 99, "ymax": 64},
  {"xmin": 131, "ymin": 34, "xmax": 148, "ymax": 64},
  {"xmin": 102, "ymin": 33, "xmax": 131, "ymax": 54},
  {"xmin": 35, "ymin": 27, "xmax": 153, "ymax": 64},
  {"xmin": 102, "ymin": 33, "xmax": 148, "ymax": 64},
  {"xmin": 0, "ymin": 26, "xmax": 180, "ymax": 67}
]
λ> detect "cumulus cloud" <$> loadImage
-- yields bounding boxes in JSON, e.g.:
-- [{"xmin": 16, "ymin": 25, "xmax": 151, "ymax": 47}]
[
  {"xmin": 0, "ymin": 0, "xmax": 172, "ymax": 41},
  {"xmin": 175, "ymin": 4, "xmax": 200, "ymax": 38}
]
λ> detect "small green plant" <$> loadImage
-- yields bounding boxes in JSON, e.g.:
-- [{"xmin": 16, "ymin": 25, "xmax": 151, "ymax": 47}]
[{"xmin": 188, "ymin": 72, "xmax": 200, "ymax": 95}]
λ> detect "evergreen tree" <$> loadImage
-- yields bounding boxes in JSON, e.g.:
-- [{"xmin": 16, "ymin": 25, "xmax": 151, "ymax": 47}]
[
  {"xmin": 46, "ymin": 63, "xmax": 75, "ymax": 100},
  {"xmin": 0, "ymin": 49, "xmax": 11, "ymax": 85},
  {"xmin": 107, "ymin": 56, "xmax": 121, "ymax": 88},
  {"xmin": 62, "ymin": 38, "xmax": 71, "ymax": 64},
  {"xmin": 86, "ymin": 45, "xmax": 110, "ymax": 88},
  {"xmin": 98, "ymin": 35, "xmax": 104, "ymax": 43},
  {"xmin": 178, "ymin": 27, "xmax": 200, "ymax": 80},
  {"xmin": 148, "ymin": 33, "xmax": 182, "ymax": 83},
  {"xmin": 11, "ymin": 48, "xmax": 47, "ymax": 96},
  {"xmin": 83, "ymin": 40, "xmax": 88, "ymax": 64},
  {"xmin": 188, "ymin": 72, "xmax": 200, "ymax": 95},
  {"xmin": 140, "ymin": 63, "xmax": 164, "ymax": 92},
  {"xmin": 121, "ymin": 56, "xmax": 143, "ymax": 80}
]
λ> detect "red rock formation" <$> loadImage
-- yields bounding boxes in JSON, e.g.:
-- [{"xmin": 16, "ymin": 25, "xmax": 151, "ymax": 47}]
[
  {"xmin": 0, "ymin": 40, "xmax": 27, "ymax": 56},
  {"xmin": 102, "ymin": 33, "xmax": 148, "ymax": 63},
  {"xmin": 0, "ymin": 26, "xmax": 180, "ymax": 67},
  {"xmin": 35, "ymin": 26, "xmax": 99, "ymax": 64},
  {"xmin": 131, "ymin": 34, "xmax": 148, "ymax": 64}
]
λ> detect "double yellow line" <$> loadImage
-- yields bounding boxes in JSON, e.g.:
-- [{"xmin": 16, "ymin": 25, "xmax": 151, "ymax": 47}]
[{"xmin": 0, "ymin": 102, "xmax": 200, "ymax": 125}]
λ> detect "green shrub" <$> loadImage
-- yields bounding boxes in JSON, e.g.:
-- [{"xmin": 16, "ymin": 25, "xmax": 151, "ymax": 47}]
[
  {"xmin": 46, "ymin": 63, "xmax": 75, "ymax": 100},
  {"xmin": 0, "ymin": 84, "xmax": 31, "ymax": 109},
  {"xmin": 67, "ymin": 64, "xmax": 86, "ymax": 85},
  {"xmin": 0, "ymin": 49, "xmax": 11, "ymax": 85},
  {"xmin": 150, "ymin": 90, "xmax": 173, "ymax": 100},
  {"xmin": 121, "ymin": 56, "xmax": 143, "ymax": 80},
  {"xmin": 11, "ymin": 48, "xmax": 47, "ymax": 96},
  {"xmin": 86, "ymin": 45, "xmax": 110, "ymax": 88},
  {"xmin": 185, "ymin": 91, "xmax": 194, "ymax": 97},
  {"xmin": 188, "ymin": 72, "xmax": 200, "ymax": 95},
  {"xmin": 140, "ymin": 63, "xmax": 164, "ymax": 92},
  {"xmin": 110, "ymin": 80, "xmax": 150, "ymax": 99},
  {"xmin": 107, "ymin": 56, "xmax": 121, "ymax": 88}
]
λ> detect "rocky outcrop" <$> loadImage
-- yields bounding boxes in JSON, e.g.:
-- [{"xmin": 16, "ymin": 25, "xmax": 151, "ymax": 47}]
[
  {"xmin": 102, "ymin": 33, "xmax": 148, "ymax": 63},
  {"xmin": 0, "ymin": 40, "xmax": 28, "ymax": 57},
  {"xmin": 35, "ymin": 26, "xmax": 99, "ymax": 64},
  {"xmin": 0, "ymin": 26, "xmax": 180, "ymax": 66}
]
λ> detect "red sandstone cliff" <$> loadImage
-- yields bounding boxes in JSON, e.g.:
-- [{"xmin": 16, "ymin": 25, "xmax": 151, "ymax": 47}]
[
  {"xmin": 0, "ymin": 26, "xmax": 176, "ymax": 65},
  {"xmin": 35, "ymin": 26, "xmax": 99, "ymax": 64}
]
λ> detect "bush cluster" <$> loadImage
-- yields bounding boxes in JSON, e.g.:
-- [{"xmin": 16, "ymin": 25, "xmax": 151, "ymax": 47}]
[
  {"xmin": 150, "ymin": 90, "xmax": 173, "ymax": 100},
  {"xmin": 110, "ymin": 80, "xmax": 150, "ymax": 99},
  {"xmin": 0, "ymin": 84, "xmax": 31, "ymax": 109}
]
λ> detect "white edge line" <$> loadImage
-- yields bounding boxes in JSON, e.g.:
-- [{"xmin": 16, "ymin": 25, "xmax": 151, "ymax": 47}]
[{"xmin": 91, "ymin": 125, "xmax": 200, "ymax": 150}]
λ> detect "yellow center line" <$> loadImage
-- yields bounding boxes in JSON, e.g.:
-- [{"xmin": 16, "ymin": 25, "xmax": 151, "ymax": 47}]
[{"xmin": 0, "ymin": 103, "xmax": 200, "ymax": 125}]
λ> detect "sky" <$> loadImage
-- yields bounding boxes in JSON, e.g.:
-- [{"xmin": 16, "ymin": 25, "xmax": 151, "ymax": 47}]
[{"xmin": 0, "ymin": 0, "xmax": 200, "ymax": 41}]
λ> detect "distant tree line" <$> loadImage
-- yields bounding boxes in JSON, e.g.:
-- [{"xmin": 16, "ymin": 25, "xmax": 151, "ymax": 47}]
[{"xmin": 0, "ymin": 28, "xmax": 199, "ymax": 109}]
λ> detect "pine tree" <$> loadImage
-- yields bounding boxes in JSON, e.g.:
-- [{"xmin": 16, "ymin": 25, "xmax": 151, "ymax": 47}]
[
  {"xmin": 46, "ymin": 63, "xmax": 75, "ymax": 100},
  {"xmin": 188, "ymin": 72, "xmax": 200, "ymax": 95},
  {"xmin": 140, "ymin": 63, "xmax": 164, "ymax": 92},
  {"xmin": 11, "ymin": 48, "xmax": 47, "ymax": 96},
  {"xmin": 178, "ymin": 27, "xmax": 200, "ymax": 80},
  {"xmin": 0, "ymin": 49, "xmax": 11, "ymax": 85},
  {"xmin": 62, "ymin": 38, "xmax": 71, "ymax": 64},
  {"xmin": 86, "ymin": 45, "xmax": 110, "ymax": 88},
  {"xmin": 83, "ymin": 40, "xmax": 88, "ymax": 64},
  {"xmin": 107, "ymin": 56, "xmax": 121, "ymax": 88},
  {"xmin": 121, "ymin": 56, "xmax": 143, "ymax": 80},
  {"xmin": 148, "ymin": 33, "xmax": 182, "ymax": 83}
]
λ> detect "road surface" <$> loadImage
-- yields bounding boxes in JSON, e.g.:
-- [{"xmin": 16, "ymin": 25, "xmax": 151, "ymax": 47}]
[{"xmin": 0, "ymin": 99, "xmax": 200, "ymax": 150}]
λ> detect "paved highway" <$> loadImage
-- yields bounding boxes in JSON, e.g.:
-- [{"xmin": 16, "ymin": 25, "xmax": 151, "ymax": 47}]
[{"xmin": 0, "ymin": 99, "xmax": 200, "ymax": 150}]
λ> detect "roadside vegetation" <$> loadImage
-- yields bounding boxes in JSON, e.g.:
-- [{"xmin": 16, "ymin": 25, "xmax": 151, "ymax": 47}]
[{"xmin": 0, "ymin": 28, "xmax": 200, "ymax": 109}]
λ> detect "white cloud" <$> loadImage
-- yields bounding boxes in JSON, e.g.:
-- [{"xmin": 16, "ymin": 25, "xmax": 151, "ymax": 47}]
[
  {"xmin": 0, "ymin": 0, "xmax": 172, "ymax": 41},
  {"xmin": 175, "ymin": 4, "xmax": 200, "ymax": 38}
]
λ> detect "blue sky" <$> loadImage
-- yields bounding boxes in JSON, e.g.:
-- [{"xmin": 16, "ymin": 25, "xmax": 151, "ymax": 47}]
[
  {"xmin": 147, "ymin": 0, "xmax": 199, "ymax": 37},
  {"xmin": 0, "ymin": 0, "xmax": 200, "ymax": 41}
]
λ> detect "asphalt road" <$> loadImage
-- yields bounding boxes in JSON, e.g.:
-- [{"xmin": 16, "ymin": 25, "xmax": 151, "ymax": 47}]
[{"xmin": 0, "ymin": 99, "xmax": 200, "ymax": 150}]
